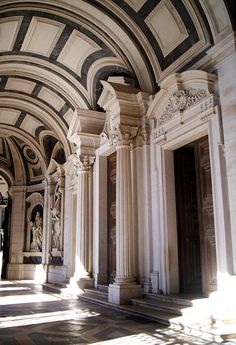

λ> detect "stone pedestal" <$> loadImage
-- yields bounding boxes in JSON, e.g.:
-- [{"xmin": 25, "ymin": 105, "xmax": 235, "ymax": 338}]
[{"xmin": 109, "ymin": 283, "xmax": 142, "ymax": 304}]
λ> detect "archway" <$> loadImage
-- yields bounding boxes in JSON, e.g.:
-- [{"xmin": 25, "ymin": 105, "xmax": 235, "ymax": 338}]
[{"xmin": 0, "ymin": 175, "xmax": 10, "ymax": 278}]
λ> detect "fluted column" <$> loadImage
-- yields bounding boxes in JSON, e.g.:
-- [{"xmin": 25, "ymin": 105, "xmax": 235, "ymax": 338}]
[
  {"xmin": 116, "ymin": 143, "xmax": 134, "ymax": 284},
  {"xmin": 72, "ymin": 155, "xmax": 95, "ymax": 290},
  {"xmin": 108, "ymin": 125, "xmax": 143, "ymax": 304}
]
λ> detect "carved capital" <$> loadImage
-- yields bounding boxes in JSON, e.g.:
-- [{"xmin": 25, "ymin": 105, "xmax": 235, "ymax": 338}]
[
  {"xmin": 73, "ymin": 154, "xmax": 95, "ymax": 172},
  {"xmin": 109, "ymin": 125, "xmax": 138, "ymax": 146},
  {"xmin": 139, "ymin": 124, "xmax": 150, "ymax": 145},
  {"xmin": 159, "ymin": 88, "xmax": 207, "ymax": 125}
]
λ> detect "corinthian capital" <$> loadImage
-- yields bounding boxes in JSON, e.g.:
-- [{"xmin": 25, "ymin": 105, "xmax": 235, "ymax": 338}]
[
  {"xmin": 73, "ymin": 154, "xmax": 95, "ymax": 172},
  {"xmin": 109, "ymin": 125, "xmax": 138, "ymax": 146}
]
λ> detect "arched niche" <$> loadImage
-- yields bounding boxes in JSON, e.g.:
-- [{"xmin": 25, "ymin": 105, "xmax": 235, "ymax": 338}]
[
  {"xmin": 25, "ymin": 193, "xmax": 44, "ymax": 254},
  {"xmin": 147, "ymin": 70, "xmax": 232, "ymax": 295}
]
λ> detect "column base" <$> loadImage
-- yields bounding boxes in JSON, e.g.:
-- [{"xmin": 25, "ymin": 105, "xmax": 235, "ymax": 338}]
[
  {"xmin": 108, "ymin": 283, "xmax": 143, "ymax": 305},
  {"xmin": 69, "ymin": 275, "xmax": 94, "ymax": 292}
]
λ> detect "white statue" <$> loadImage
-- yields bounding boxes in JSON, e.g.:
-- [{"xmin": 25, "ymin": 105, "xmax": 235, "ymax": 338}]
[
  {"xmin": 30, "ymin": 211, "xmax": 43, "ymax": 251},
  {"xmin": 51, "ymin": 189, "xmax": 61, "ymax": 250}
]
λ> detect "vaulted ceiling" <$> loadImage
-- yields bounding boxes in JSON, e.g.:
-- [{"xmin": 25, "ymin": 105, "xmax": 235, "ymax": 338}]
[{"xmin": 0, "ymin": 0, "xmax": 234, "ymax": 187}]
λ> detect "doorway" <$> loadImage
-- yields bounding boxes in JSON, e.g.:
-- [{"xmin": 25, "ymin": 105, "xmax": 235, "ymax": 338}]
[
  {"xmin": 174, "ymin": 136, "xmax": 217, "ymax": 296},
  {"xmin": 107, "ymin": 152, "xmax": 116, "ymax": 284}
]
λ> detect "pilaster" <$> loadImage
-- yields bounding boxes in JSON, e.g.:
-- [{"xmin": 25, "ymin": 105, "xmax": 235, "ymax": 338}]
[
  {"xmin": 98, "ymin": 80, "xmax": 150, "ymax": 304},
  {"xmin": 71, "ymin": 154, "xmax": 95, "ymax": 290},
  {"xmin": 68, "ymin": 111, "xmax": 101, "ymax": 290},
  {"xmin": 208, "ymin": 33, "xmax": 236, "ymax": 274},
  {"xmin": 108, "ymin": 125, "xmax": 143, "ymax": 304},
  {"xmin": 7, "ymin": 186, "xmax": 26, "ymax": 279}
]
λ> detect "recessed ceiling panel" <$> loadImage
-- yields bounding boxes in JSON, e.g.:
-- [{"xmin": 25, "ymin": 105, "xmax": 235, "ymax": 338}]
[
  {"xmin": 38, "ymin": 87, "xmax": 65, "ymax": 111},
  {"xmin": 21, "ymin": 17, "xmax": 65, "ymax": 56},
  {"xmin": 20, "ymin": 114, "xmax": 43, "ymax": 136},
  {"xmin": 0, "ymin": 108, "xmax": 21, "ymax": 125},
  {"xmin": 0, "ymin": 17, "xmax": 22, "ymax": 52},
  {"xmin": 57, "ymin": 30, "xmax": 101, "ymax": 76},
  {"xmin": 124, "ymin": 0, "xmax": 146, "ymax": 12},
  {"xmin": 145, "ymin": 0, "xmax": 188, "ymax": 57},
  {"xmin": 6, "ymin": 78, "xmax": 36, "ymax": 94}
]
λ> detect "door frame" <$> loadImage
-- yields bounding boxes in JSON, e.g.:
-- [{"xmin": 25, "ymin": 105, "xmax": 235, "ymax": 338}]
[
  {"xmin": 150, "ymin": 71, "xmax": 233, "ymax": 295},
  {"xmin": 93, "ymin": 142, "xmax": 116, "ymax": 286}
]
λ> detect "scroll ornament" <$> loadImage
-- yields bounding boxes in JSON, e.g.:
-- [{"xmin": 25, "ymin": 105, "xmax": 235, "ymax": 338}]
[{"xmin": 159, "ymin": 88, "xmax": 207, "ymax": 125}]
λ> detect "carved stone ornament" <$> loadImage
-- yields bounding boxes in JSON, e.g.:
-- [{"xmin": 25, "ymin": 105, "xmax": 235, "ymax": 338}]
[
  {"xmin": 73, "ymin": 154, "xmax": 95, "ymax": 172},
  {"xmin": 109, "ymin": 125, "xmax": 138, "ymax": 146},
  {"xmin": 100, "ymin": 121, "xmax": 109, "ymax": 141},
  {"xmin": 159, "ymin": 88, "xmax": 207, "ymax": 125},
  {"xmin": 139, "ymin": 124, "xmax": 150, "ymax": 145}
]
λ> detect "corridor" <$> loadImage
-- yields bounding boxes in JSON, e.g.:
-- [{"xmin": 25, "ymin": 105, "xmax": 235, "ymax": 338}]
[{"xmin": 0, "ymin": 281, "xmax": 232, "ymax": 345}]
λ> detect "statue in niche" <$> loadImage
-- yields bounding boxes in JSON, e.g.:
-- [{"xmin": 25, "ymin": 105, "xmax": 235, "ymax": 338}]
[
  {"xmin": 51, "ymin": 188, "xmax": 61, "ymax": 250},
  {"xmin": 30, "ymin": 211, "xmax": 43, "ymax": 251}
]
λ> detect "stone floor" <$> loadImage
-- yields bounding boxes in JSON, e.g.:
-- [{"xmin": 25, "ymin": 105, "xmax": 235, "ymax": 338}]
[{"xmin": 0, "ymin": 280, "xmax": 235, "ymax": 345}]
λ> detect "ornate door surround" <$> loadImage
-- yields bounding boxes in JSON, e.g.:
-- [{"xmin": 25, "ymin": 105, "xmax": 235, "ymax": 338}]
[{"xmin": 147, "ymin": 70, "xmax": 232, "ymax": 295}]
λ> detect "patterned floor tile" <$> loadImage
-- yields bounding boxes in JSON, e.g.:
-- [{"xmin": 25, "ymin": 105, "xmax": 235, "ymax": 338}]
[{"xmin": 0, "ymin": 281, "xmax": 235, "ymax": 345}]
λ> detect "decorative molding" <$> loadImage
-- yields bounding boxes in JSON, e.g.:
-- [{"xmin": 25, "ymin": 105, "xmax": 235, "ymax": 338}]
[
  {"xmin": 159, "ymin": 87, "xmax": 207, "ymax": 125},
  {"xmin": 139, "ymin": 124, "xmax": 150, "ymax": 146},
  {"xmin": 100, "ymin": 121, "xmax": 109, "ymax": 144},
  {"xmin": 153, "ymin": 127, "xmax": 166, "ymax": 143},
  {"xmin": 73, "ymin": 154, "xmax": 95, "ymax": 172},
  {"xmin": 109, "ymin": 125, "xmax": 138, "ymax": 146}
]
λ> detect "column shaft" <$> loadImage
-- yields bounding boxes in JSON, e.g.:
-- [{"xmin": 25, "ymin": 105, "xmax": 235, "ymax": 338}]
[
  {"xmin": 116, "ymin": 144, "xmax": 134, "ymax": 284},
  {"xmin": 76, "ymin": 170, "xmax": 90, "ymax": 277}
]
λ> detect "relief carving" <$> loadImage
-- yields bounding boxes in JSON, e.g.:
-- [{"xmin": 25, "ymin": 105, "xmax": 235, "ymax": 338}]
[
  {"xmin": 139, "ymin": 124, "xmax": 150, "ymax": 145},
  {"xmin": 109, "ymin": 125, "xmax": 138, "ymax": 146},
  {"xmin": 159, "ymin": 88, "xmax": 207, "ymax": 125},
  {"xmin": 73, "ymin": 155, "xmax": 95, "ymax": 172}
]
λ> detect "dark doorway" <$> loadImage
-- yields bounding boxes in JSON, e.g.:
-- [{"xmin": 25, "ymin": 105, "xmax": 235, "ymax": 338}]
[
  {"xmin": 107, "ymin": 152, "xmax": 116, "ymax": 284},
  {"xmin": 174, "ymin": 136, "xmax": 217, "ymax": 296},
  {"xmin": 1, "ymin": 201, "xmax": 11, "ymax": 279}
]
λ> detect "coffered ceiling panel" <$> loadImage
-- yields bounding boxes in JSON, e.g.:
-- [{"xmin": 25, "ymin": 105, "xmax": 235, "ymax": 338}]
[
  {"xmin": 6, "ymin": 78, "xmax": 36, "ymax": 94},
  {"xmin": 145, "ymin": 0, "xmax": 188, "ymax": 58},
  {"xmin": 57, "ymin": 30, "xmax": 101, "ymax": 77},
  {"xmin": 37, "ymin": 87, "xmax": 66, "ymax": 112},
  {"xmin": 21, "ymin": 17, "xmax": 65, "ymax": 57},
  {"xmin": 0, "ymin": 17, "xmax": 22, "ymax": 52},
  {"xmin": 0, "ymin": 108, "xmax": 21, "ymax": 125},
  {"xmin": 19, "ymin": 114, "xmax": 43, "ymax": 136}
]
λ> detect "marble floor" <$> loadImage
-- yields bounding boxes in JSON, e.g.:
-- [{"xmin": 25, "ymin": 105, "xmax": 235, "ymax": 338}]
[{"xmin": 0, "ymin": 280, "xmax": 234, "ymax": 345}]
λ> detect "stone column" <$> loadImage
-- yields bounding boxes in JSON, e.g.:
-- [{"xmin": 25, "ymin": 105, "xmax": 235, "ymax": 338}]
[
  {"xmin": 108, "ymin": 125, "xmax": 143, "ymax": 304},
  {"xmin": 7, "ymin": 186, "xmax": 25, "ymax": 279},
  {"xmin": 63, "ymin": 158, "xmax": 77, "ymax": 279},
  {"xmin": 42, "ymin": 177, "xmax": 54, "ymax": 266},
  {"xmin": 71, "ymin": 154, "xmax": 95, "ymax": 290}
]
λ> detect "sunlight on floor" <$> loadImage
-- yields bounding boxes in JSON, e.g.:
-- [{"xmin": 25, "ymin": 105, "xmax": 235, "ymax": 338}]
[
  {"xmin": 92, "ymin": 330, "xmax": 208, "ymax": 345},
  {"xmin": 0, "ymin": 309, "xmax": 100, "ymax": 328},
  {"xmin": 0, "ymin": 293, "xmax": 60, "ymax": 305},
  {"xmin": 0, "ymin": 286, "xmax": 30, "ymax": 291},
  {"xmin": 92, "ymin": 333, "xmax": 161, "ymax": 345},
  {"xmin": 0, "ymin": 281, "xmax": 13, "ymax": 285}
]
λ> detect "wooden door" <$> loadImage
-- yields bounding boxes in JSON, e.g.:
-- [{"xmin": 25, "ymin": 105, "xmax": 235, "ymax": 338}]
[
  {"xmin": 196, "ymin": 137, "xmax": 217, "ymax": 294},
  {"xmin": 174, "ymin": 136, "xmax": 217, "ymax": 295},
  {"xmin": 174, "ymin": 147, "xmax": 202, "ymax": 294},
  {"xmin": 107, "ymin": 152, "xmax": 116, "ymax": 284}
]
